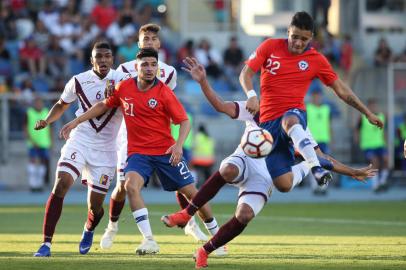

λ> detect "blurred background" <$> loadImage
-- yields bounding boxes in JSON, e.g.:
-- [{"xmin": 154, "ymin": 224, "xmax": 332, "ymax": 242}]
[{"xmin": 0, "ymin": 0, "xmax": 405, "ymax": 198}]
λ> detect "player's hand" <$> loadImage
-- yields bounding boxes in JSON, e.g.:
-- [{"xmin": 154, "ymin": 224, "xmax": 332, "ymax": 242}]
[
  {"xmin": 34, "ymin": 120, "xmax": 48, "ymax": 130},
  {"xmin": 59, "ymin": 119, "xmax": 79, "ymax": 140},
  {"xmin": 182, "ymin": 57, "xmax": 207, "ymax": 83},
  {"xmin": 166, "ymin": 143, "xmax": 183, "ymax": 166},
  {"xmin": 246, "ymin": 96, "xmax": 259, "ymax": 115},
  {"xmin": 366, "ymin": 113, "xmax": 384, "ymax": 128},
  {"xmin": 351, "ymin": 164, "xmax": 378, "ymax": 182}
]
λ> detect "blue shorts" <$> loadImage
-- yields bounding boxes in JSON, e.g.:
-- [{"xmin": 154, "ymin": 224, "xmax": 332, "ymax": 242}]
[
  {"xmin": 124, "ymin": 153, "xmax": 195, "ymax": 191},
  {"xmin": 363, "ymin": 147, "xmax": 387, "ymax": 161},
  {"xmin": 260, "ymin": 109, "xmax": 307, "ymax": 179},
  {"xmin": 29, "ymin": 148, "xmax": 49, "ymax": 160}
]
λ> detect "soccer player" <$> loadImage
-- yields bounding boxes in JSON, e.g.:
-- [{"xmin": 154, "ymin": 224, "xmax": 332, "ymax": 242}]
[
  {"xmin": 33, "ymin": 41, "xmax": 129, "ymax": 257},
  {"xmin": 60, "ymin": 48, "xmax": 222, "ymax": 255},
  {"xmin": 239, "ymin": 11, "xmax": 383, "ymax": 193},
  {"xmin": 100, "ymin": 24, "xmax": 209, "ymax": 253},
  {"xmin": 161, "ymin": 57, "xmax": 377, "ymax": 269}
]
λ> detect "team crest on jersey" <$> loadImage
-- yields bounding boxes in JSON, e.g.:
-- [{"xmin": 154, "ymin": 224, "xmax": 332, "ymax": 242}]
[
  {"xmin": 99, "ymin": 174, "xmax": 109, "ymax": 185},
  {"xmin": 148, "ymin": 98, "xmax": 158, "ymax": 109},
  {"xmin": 298, "ymin": 60, "xmax": 309, "ymax": 71}
]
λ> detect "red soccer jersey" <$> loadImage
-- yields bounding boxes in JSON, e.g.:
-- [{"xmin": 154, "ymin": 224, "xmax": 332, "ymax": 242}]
[
  {"xmin": 105, "ymin": 78, "xmax": 188, "ymax": 156},
  {"xmin": 245, "ymin": 38, "xmax": 338, "ymax": 122}
]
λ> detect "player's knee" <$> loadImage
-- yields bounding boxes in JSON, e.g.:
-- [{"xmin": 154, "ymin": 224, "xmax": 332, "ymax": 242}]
[
  {"xmin": 53, "ymin": 174, "xmax": 73, "ymax": 196},
  {"xmin": 273, "ymin": 182, "xmax": 292, "ymax": 193},
  {"xmin": 89, "ymin": 204, "xmax": 103, "ymax": 215},
  {"xmin": 124, "ymin": 180, "xmax": 141, "ymax": 196},
  {"xmin": 281, "ymin": 115, "xmax": 299, "ymax": 132},
  {"xmin": 235, "ymin": 204, "xmax": 255, "ymax": 224},
  {"xmin": 219, "ymin": 164, "xmax": 239, "ymax": 183}
]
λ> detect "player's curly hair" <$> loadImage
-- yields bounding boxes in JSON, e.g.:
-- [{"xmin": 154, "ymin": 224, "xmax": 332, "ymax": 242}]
[
  {"xmin": 136, "ymin": 48, "xmax": 158, "ymax": 60},
  {"xmin": 139, "ymin": 23, "xmax": 161, "ymax": 35},
  {"xmin": 290, "ymin": 11, "xmax": 314, "ymax": 32}
]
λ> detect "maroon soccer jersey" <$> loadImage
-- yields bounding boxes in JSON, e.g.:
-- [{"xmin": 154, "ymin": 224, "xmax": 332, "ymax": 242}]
[
  {"xmin": 105, "ymin": 78, "xmax": 188, "ymax": 156},
  {"xmin": 245, "ymin": 39, "xmax": 338, "ymax": 122}
]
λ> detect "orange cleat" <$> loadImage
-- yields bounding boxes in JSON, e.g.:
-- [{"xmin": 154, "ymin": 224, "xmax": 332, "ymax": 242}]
[
  {"xmin": 161, "ymin": 209, "xmax": 191, "ymax": 228},
  {"xmin": 194, "ymin": 247, "xmax": 209, "ymax": 269}
]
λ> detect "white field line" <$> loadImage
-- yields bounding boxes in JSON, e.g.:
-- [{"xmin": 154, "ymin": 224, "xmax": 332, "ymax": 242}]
[{"xmin": 147, "ymin": 212, "xmax": 406, "ymax": 227}]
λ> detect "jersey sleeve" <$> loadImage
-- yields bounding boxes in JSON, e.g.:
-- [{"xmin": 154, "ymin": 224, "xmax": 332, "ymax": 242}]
[
  {"xmin": 232, "ymin": 101, "xmax": 255, "ymax": 122},
  {"xmin": 316, "ymin": 54, "xmax": 338, "ymax": 86},
  {"xmin": 105, "ymin": 82, "xmax": 122, "ymax": 108},
  {"xmin": 163, "ymin": 86, "xmax": 188, "ymax": 124},
  {"xmin": 245, "ymin": 39, "xmax": 272, "ymax": 73},
  {"xmin": 60, "ymin": 77, "xmax": 77, "ymax": 103},
  {"xmin": 117, "ymin": 63, "xmax": 128, "ymax": 73},
  {"xmin": 166, "ymin": 68, "xmax": 177, "ymax": 90}
]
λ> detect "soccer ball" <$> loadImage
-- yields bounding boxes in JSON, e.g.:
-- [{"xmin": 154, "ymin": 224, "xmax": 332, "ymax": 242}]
[{"xmin": 240, "ymin": 128, "xmax": 273, "ymax": 158}]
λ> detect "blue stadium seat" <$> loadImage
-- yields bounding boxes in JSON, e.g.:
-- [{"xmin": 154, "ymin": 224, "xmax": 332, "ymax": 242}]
[
  {"xmin": 211, "ymin": 79, "xmax": 231, "ymax": 94},
  {"xmin": 32, "ymin": 77, "xmax": 49, "ymax": 93},
  {"xmin": 200, "ymin": 102, "xmax": 219, "ymax": 117},
  {"xmin": 0, "ymin": 59, "xmax": 12, "ymax": 77},
  {"xmin": 184, "ymin": 79, "xmax": 202, "ymax": 96}
]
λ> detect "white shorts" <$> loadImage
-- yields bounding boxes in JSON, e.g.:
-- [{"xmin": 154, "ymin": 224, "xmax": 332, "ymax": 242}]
[
  {"xmin": 57, "ymin": 141, "xmax": 117, "ymax": 194},
  {"xmin": 220, "ymin": 147, "xmax": 273, "ymax": 207}
]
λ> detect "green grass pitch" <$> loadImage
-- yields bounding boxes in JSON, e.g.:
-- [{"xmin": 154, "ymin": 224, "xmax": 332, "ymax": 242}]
[{"xmin": 0, "ymin": 201, "xmax": 405, "ymax": 270}]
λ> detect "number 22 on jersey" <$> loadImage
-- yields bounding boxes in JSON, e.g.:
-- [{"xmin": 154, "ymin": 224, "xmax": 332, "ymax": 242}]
[{"xmin": 265, "ymin": 58, "xmax": 280, "ymax": 75}]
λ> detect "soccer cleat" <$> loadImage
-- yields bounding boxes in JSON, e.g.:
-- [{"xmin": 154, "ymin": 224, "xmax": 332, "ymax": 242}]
[
  {"xmin": 194, "ymin": 247, "xmax": 209, "ymax": 269},
  {"xmin": 184, "ymin": 218, "xmax": 209, "ymax": 243},
  {"xmin": 79, "ymin": 230, "xmax": 94, "ymax": 255},
  {"xmin": 100, "ymin": 222, "xmax": 118, "ymax": 249},
  {"xmin": 214, "ymin": 245, "xmax": 228, "ymax": 256},
  {"xmin": 161, "ymin": 209, "xmax": 191, "ymax": 228},
  {"xmin": 33, "ymin": 243, "xmax": 51, "ymax": 257},
  {"xmin": 311, "ymin": 166, "xmax": 333, "ymax": 187},
  {"xmin": 135, "ymin": 238, "xmax": 159, "ymax": 255}
]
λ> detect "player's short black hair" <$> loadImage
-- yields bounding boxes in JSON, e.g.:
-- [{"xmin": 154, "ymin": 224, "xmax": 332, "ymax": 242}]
[
  {"xmin": 290, "ymin": 11, "xmax": 314, "ymax": 32},
  {"xmin": 136, "ymin": 48, "xmax": 158, "ymax": 60},
  {"xmin": 92, "ymin": 41, "xmax": 112, "ymax": 51}
]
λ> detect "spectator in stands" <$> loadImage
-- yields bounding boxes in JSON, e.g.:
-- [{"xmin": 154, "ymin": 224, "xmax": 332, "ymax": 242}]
[
  {"xmin": 394, "ymin": 46, "xmax": 406, "ymax": 63},
  {"xmin": 340, "ymin": 34, "xmax": 353, "ymax": 81},
  {"xmin": 38, "ymin": 0, "xmax": 60, "ymax": 32},
  {"xmin": 311, "ymin": 0, "xmax": 331, "ymax": 27},
  {"xmin": 192, "ymin": 124, "xmax": 215, "ymax": 187},
  {"xmin": 0, "ymin": 37, "xmax": 11, "ymax": 78},
  {"xmin": 106, "ymin": 13, "xmax": 137, "ymax": 47},
  {"xmin": 396, "ymin": 114, "xmax": 406, "ymax": 170},
  {"xmin": 306, "ymin": 90, "xmax": 332, "ymax": 195},
  {"xmin": 24, "ymin": 96, "xmax": 52, "ymax": 192},
  {"xmin": 19, "ymin": 36, "xmax": 46, "ymax": 77},
  {"xmin": 48, "ymin": 9, "xmax": 80, "ymax": 56},
  {"xmin": 46, "ymin": 35, "xmax": 69, "ymax": 78},
  {"xmin": 135, "ymin": 3, "xmax": 153, "ymax": 26},
  {"xmin": 374, "ymin": 38, "xmax": 392, "ymax": 66},
  {"xmin": 0, "ymin": 2, "xmax": 18, "ymax": 40},
  {"xmin": 91, "ymin": 0, "xmax": 118, "ymax": 31},
  {"xmin": 195, "ymin": 38, "xmax": 222, "ymax": 79},
  {"xmin": 119, "ymin": 0, "xmax": 139, "ymax": 26},
  {"xmin": 33, "ymin": 20, "xmax": 50, "ymax": 52},
  {"xmin": 223, "ymin": 36, "xmax": 244, "ymax": 91},
  {"xmin": 117, "ymin": 34, "xmax": 139, "ymax": 63},
  {"xmin": 76, "ymin": 17, "xmax": 100, "ymax": 55},
  {"xmin": 177, "ymin": 39, "xmax": 195, "ymax": 70},
  {"xmin": 355, "ymin": 98, "xmax": 389, "ymax": 193}
]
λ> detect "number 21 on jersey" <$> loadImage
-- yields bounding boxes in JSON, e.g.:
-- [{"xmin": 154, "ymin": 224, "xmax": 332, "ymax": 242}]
[{"xmin": 123, "ymin": 101, "xmax": 134, "ymax": 116}]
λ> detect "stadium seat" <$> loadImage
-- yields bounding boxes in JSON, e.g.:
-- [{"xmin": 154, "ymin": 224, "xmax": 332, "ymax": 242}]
[
  {"xmin": 200, "ymin": 102, "xmax": 219, "ymax": 117},
  {"xmin": 211, "ymin": 79, "xmax": 231, "ymax": 94},
  {"xmin": 184, "ymin": 79, "xmax": 202, "ymax": 96},
  {"xmin": 32, "ymin": 77, "xmax": 49, "ymax": 93}
]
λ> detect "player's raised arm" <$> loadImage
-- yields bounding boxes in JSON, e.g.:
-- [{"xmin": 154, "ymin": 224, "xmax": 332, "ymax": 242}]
[
  {"xmin": 239, "ymin": 64, "xmax": 259, "ymax": 115},
  {"xmin": 182, "ymin": 57, "xmax": 237, "ymax": 118},
  {"xmin": 59, "ymin": 101, "xmax": 109, "ymax": 140},
  {"xmin": 330, "ymin": 78, "xmax": 383, "ymax": 128},
  {"xmin": 315, "ymin": 148, "xmax": 377, "ymax": 182},
  {"xmin": 34, "ymin": 99, "xmax": 71, "ymax": 130}
]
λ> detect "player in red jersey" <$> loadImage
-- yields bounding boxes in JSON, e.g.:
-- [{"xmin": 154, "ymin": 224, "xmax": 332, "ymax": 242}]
[
  {"xmin": 240, "ymin": 11, "xmax": 383, "ymax": 193},
  {"xmin": 60, "ymin": 48, "xmax": 221, "ymax": 254}
]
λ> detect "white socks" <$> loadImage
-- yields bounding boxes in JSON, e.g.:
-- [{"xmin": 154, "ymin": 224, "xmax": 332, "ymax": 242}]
[
  {"xmin": 288, "ymin": 124, "xmax": 320, "ymax": 168},
  {"xmin": 132, "ymin": 208, "xmax": 153, "ymax": 239},
  {"xmin": 204, "ymin": 217, "xmax": 219, "ymax": 236},
  {"xmin": 28, "ymin": 163, "xmax": 45, "ymax": 189},
  {"xmin": 290, "ymin": 161, "xmax": 311, "ymax": 191},
  {"xmin": 379, "ymin": 169, "xmax": 389, "ymax": 185}
]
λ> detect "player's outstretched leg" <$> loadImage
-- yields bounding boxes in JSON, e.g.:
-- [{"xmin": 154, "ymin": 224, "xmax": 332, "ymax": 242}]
[
  {"xmin": 176, "ymin": 191, "xmax": 208, "ymax": 242},
  {"xmin": 34, "ymin": 172, "xmax": 74, "ymax": 257},
  {"xmin": 100, "ymin": 182, "xmax": 126, "ymax": 249},
  {"xmin": 80, "ymin": 191, "xmax": 105, "ymax": 254},
  {"xmin": 285, "ymin": 116, "xmax": 332, "ymax": 186}
]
